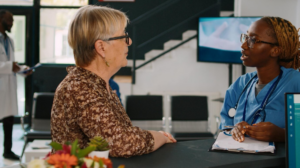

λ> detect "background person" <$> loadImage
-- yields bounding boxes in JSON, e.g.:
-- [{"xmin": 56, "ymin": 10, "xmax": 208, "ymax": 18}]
[
  {"xmin": 109, "ymin": 77, "xmax": 123, "ymax": 106},
  {"xmin": 0, "ymin": 10, "xmax": 32, "ymax": 160},
  {"xmin": 219, "ymin": 17, "xmax": 300, "ymax": 142},
  {"xmin": 51, "ymin": 5, "xmax": 176, "ymax": 158}
]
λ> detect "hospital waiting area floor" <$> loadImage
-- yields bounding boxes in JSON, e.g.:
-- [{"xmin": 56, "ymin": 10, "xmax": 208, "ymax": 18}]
[{"xmin": 0, "ymin": 124, "xmax": 26, "ymax": 167}]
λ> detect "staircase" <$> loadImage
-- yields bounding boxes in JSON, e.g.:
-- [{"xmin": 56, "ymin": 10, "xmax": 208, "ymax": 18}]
[
  {"xmin": 97, "ymin": 0, "xmax": 220, "ymax": 61},
  {"xmin": 119, "ymin": 30, "xmax": 228, "ymax": 134}
]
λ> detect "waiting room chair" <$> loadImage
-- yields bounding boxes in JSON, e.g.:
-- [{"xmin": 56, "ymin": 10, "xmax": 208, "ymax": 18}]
[
  {"xmin": 20, "ymin": 92, "xmax": 54, "ymax": 157},
  {"xmin": 170, "ymin": 95, "xmax": 214, "ymax": 141},
  {"xmin": 125, "ymin": 95, "xmax": 165, "ymax": 131}
]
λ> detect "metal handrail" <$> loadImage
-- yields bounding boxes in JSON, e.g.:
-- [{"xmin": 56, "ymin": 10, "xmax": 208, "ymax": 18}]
[
  {"xmin": 131, "ymin": 2, "xmax": 219, "ymax": 84},
  {"xmin": 136, "ymin": 34, "xmax": 197, "ymax": 70},
  {"xmin": 136, "ymin": 3, "xmax": 219, "ymax": 49}
]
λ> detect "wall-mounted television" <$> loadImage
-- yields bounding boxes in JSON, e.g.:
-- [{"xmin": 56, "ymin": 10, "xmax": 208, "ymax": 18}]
[{"xmin": 198, "ymin": 17, "xmax": 261, "ymax": 64}]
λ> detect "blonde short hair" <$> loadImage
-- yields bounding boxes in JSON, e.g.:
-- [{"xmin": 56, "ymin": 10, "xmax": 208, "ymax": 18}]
[{"xmin": 68, "ymin": 5, "xmax": 129, "ymax": 67}]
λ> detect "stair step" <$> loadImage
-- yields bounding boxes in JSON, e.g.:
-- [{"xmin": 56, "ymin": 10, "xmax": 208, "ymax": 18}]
[
  {"xmin": 163, "ymin": 40, "xmax": 182, "ymax": 50},
  {"xmin": 182, "ymin": 30, "xmax": 197, "ymax": 41},
  {"xmin": 127, "ymin": 60, "xmax": 153, "ymax": 70}
]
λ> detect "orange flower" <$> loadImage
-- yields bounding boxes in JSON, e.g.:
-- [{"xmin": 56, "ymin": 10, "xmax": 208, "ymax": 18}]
[
  {"xmin": 117, "ymin": 165, "xmax": 125, "ymax": 168},
  {"xmin": 92, "ymin": 156, "xmax": 113, "ymax": 168},
  {"xmin": 47, "ymin": 153, "xmax": 77, "ymax": 168}
]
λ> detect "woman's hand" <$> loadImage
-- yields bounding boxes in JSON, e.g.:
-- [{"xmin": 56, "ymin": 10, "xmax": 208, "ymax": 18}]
[
  {"xmin": 231, "ymin": 121, "xmax": 249, "ymax": 142},
  {"xmin": 245, "ymin": 122, "xmax": 285, "ymax": 142},
  {"xmin": 159, "ymin": 131, "xmax": 177, "ymax": 143}
]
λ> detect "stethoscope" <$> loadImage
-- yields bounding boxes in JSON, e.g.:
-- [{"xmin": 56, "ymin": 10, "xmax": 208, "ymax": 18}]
[{"xmin": 228, "ymin": 69, "xmax": 283, "ymax": 125}]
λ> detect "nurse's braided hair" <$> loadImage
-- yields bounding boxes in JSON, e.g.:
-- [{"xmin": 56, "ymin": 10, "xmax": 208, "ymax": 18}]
[{"xmin": 261, "ymin": 17, "xmax": 300, "ymax": 70}]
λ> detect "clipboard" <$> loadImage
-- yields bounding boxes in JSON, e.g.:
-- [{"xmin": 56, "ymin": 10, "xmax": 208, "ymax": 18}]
[
  {"xmin": 208, "ymin": 146, "xmax": 276, "ymax": 156},
  {"xmin": 208, "ymin": 132, "xmax": 276, "ymax": 156}
]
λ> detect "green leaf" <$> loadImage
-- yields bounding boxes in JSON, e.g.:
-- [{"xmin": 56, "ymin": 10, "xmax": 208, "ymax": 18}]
[
  {"xmin": 88, "ymin": 136, "xmax": 110, "ymax": 151},
  {"xmin": 99, "ymin": 159, "xmax": 104, "ymax": 168},
  {"xmin": 77, "ymin": 146, "xmax": 96, "ymax": 158},
  {"xmin": 71, "ymin": 139, "xmax": 78, "ymax": 155},
  {"xmin": 49, "ymin": 142, "xmax": 62, "ymax": 150},
  {"xmin": 91, "ymin": 161, "xmax": 95, "ymax": 168}
]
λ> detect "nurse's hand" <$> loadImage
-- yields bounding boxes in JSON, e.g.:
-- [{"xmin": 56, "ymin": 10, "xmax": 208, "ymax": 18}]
[
  {"xmin": 245, "ymin": 122, "xmax": 285, "ymax": 142},
  {"xmin": 231, "ymin": 121, "xmax": 249, "ymax": 142}
]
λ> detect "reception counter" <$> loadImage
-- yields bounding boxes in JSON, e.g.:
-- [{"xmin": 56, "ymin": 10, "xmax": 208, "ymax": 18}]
[{"xmin": 111, "ymin": 139, "xmax": 285, "ymax": 168}]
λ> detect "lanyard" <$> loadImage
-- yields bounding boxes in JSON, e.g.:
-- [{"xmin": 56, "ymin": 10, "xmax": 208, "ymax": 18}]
[{"xmin": 242, "ymin": 70, "xmax": 283, "ymax": 122}]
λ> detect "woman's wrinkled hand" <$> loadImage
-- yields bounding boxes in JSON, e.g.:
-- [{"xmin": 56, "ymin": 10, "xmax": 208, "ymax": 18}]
[
  {"xmin": 245, "ymin": 122, "xmax": 285, "ymax": 142},
  {"xmin": 231, "ymin": 121, "xmax": 249, "ymax": 142},
  {"xmin": 159, "ymin": 131, "xmax": 177, "ymax": 143}
]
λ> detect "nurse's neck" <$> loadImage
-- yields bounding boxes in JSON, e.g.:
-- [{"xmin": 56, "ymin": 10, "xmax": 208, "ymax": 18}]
[{"xmin": 256, "ymin": 64, "xmax": 281, "ymax": 85}]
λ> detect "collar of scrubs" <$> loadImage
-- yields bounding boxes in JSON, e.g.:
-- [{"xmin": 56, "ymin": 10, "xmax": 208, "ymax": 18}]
[{"xmin": 242, "ymin": 69, "xmax": 283, "ymax": 124}]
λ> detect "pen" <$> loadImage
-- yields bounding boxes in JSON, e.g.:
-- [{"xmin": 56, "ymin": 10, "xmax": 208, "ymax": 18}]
[
  {"xmin": 224, "ymin": 126, "xmax": 237, "ymax": 128},
  {"xmin": 225, "ymin": 126, "xmax": 247, "ymax": 129}
]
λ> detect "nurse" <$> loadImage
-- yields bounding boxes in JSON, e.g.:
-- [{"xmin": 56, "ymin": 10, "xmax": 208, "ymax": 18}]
[{"xmin": 219, "ymin": 17, "xmax": 300, "ymax": 142}]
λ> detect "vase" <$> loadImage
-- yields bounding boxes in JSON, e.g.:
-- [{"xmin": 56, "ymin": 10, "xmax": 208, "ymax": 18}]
[{"xmin": 88, "ymin": 150, "xmax": 109, "ymax": 158}]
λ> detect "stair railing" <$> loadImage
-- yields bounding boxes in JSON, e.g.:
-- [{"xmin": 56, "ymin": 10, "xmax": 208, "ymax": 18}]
[
  {"xmin": 130, "ymin": 1, "xmax": 219, "ymax": 84},
  {"xmin": 130, "ymin": 0, "xmax": 180, "ymax": 84}
]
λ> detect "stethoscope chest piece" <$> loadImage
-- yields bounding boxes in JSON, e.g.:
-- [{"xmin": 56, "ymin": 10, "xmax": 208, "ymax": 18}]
[{"xmin": 228, "ymin": 108, "xmax": 236, "ymax": 117}]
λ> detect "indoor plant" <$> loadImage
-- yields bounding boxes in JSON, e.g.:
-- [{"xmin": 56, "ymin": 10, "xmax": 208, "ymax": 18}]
[
  {"xmin": 88, "ymin": 136, "xmax": 110, "ymax": 158},
  {"xmin": 26, "ymin": 139, "xmax": 123, "ymax": 168}
]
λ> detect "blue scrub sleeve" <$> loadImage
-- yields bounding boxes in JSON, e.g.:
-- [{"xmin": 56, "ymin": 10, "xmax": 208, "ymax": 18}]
[{"xmin": 219, "ymin": 74, "xmax": 255, "ymax": 130}]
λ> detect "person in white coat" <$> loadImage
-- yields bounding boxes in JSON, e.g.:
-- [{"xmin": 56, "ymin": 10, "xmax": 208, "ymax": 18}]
[{"xmin": 0, "ymin": 10, "xmax": 32, "ymax": 160}]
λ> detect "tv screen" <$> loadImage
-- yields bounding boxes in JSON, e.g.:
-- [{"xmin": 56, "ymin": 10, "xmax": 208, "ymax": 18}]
[{"xmin": 198, "ymin": 17, "xmax": 261, "ymax": 64}]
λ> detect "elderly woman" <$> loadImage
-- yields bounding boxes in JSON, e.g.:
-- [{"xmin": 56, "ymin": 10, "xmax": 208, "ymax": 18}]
[{"xmin": 51, "ymin": 5, "xmax": 176, "ymax": 158}]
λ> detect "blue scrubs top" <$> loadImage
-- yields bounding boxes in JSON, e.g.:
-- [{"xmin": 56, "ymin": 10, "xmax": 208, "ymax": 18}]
[{"xmin": 220, "ymin": 66, "xmax": 300, "ymax": 130}]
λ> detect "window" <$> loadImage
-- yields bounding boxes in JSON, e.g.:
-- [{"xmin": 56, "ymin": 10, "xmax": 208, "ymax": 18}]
[
  {"xmin": 16, "ymin": 76, "xmax": 25, "ymax": 116},
  {"xmin": 40, "ymin": 8, "xmax": 78, "ymax": 64},
  {"xmin": 41, "ymin": 0, "xmax": 88, "ymax": 6},
  {"xmin": 7, "ymin": 15, "xmax": 26, "ymax": 63},
  {"xmin": 0, "ymin": 0, "xmax": 33, "ymax": 6}
]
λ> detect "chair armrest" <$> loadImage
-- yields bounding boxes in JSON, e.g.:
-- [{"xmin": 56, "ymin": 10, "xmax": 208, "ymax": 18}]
[
  {"xmin": 20, "ymin": 112, "xmax": 29, "ymax": 132},
  {"xmin": 214, "ymin": 115, "xmax": 221, "ymax": 139}
]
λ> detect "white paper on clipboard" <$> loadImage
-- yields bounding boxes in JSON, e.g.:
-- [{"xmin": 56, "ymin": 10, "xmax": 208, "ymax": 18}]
[{"xmin": 212, "ymin": 132, "xmax": 275, "ymax": 153}]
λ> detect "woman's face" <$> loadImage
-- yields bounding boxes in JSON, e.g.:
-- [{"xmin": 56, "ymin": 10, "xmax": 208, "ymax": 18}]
[
  {"xmin": 241, "ymin": 20, "xmax": 278, "ymax": 68},
  {"xmin": 105, "ymin": 28, "xmax": 132, "ymax": 70}
]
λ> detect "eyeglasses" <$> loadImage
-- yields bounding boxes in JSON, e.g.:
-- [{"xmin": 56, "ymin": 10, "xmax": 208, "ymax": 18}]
[
  {"xmin": 240, "ymin": 34, "xmax": 278, "ymax": 48},
  {"xmin": 107, "ymin": 32, "xmax": 130, "ymax": 45}
]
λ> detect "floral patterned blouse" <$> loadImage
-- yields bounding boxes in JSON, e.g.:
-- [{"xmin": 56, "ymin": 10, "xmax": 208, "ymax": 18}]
[{"xmin": 51, "ymin": 66, "xmax": 154, "ymax": 158}]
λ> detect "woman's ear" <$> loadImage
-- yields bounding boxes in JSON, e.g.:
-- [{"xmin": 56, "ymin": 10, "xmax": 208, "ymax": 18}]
[
  {"xmin": 270, "ymin": 46, "xmax": 281, "ymax": 58},
  {"xmin": 94, "ymin": 40, "xmax": 106, "ymax": 58}
]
